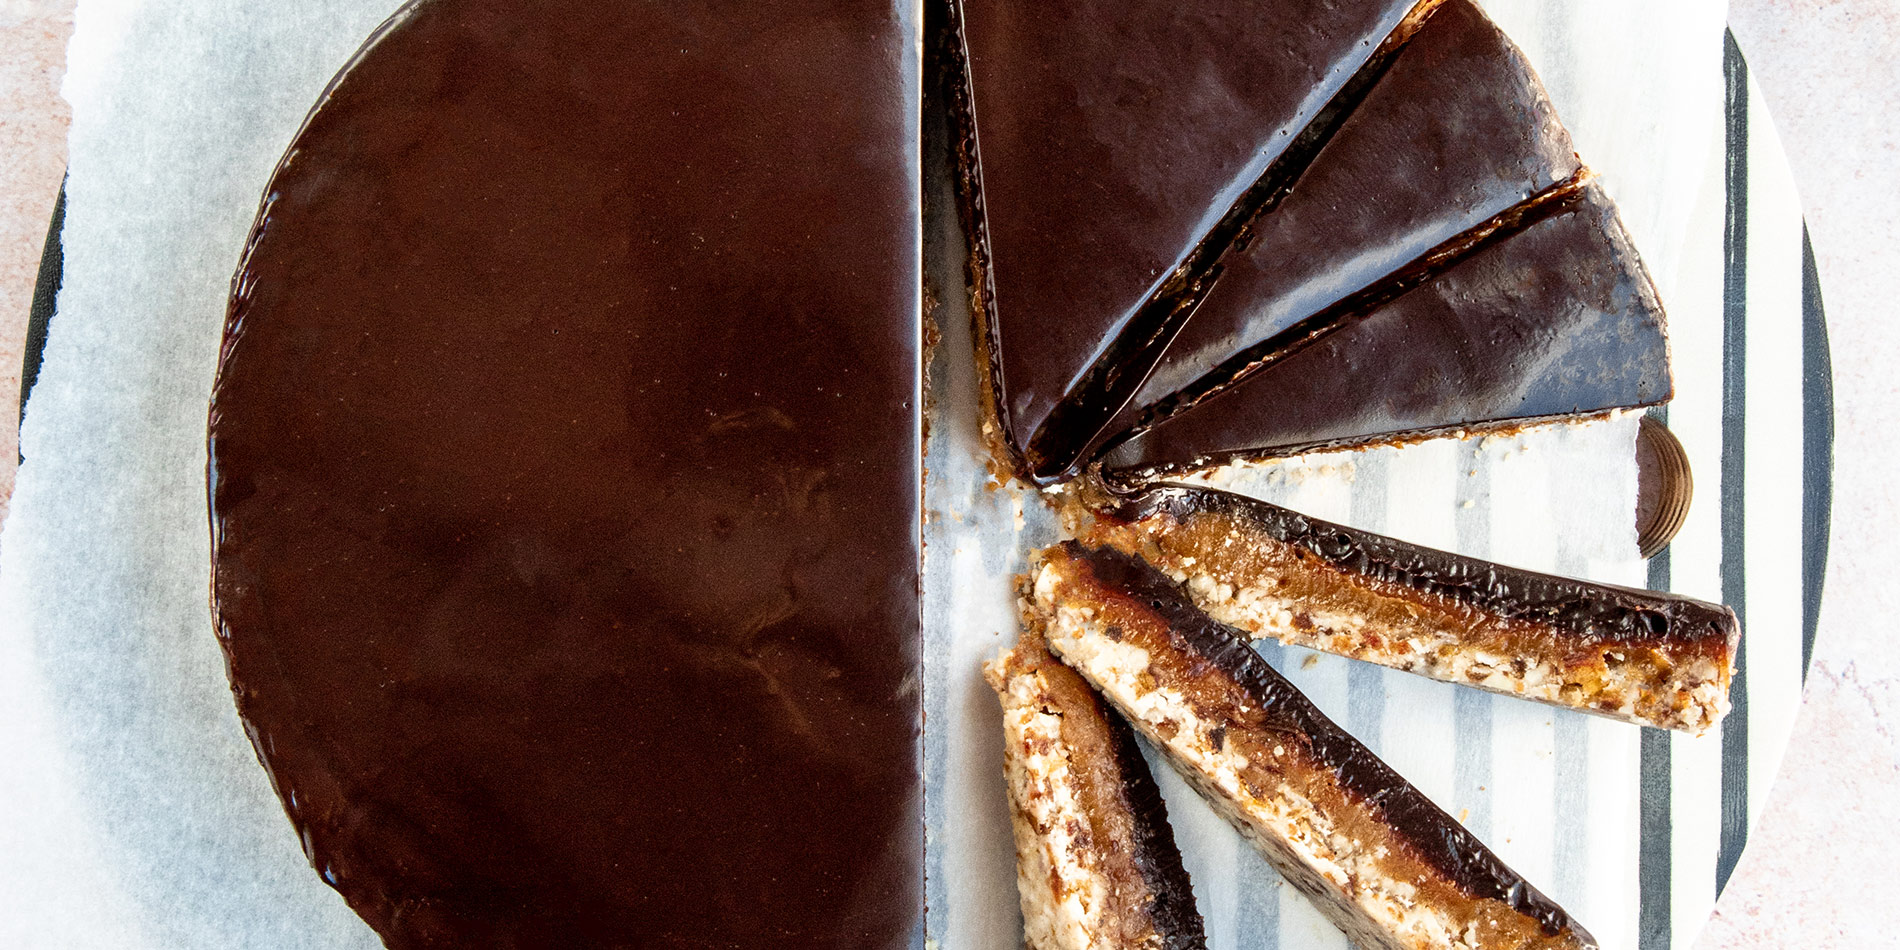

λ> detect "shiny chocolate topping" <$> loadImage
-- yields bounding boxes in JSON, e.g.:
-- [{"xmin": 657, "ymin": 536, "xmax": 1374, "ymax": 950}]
[
  {"xmin": 1101, "ymin": 181, "xmax": 1672, "ymax": 476},
  {"xmin": 1104, "ymin": 485, "xmax": 1739, "ymax": 651},
  {"xmin": 208, "ymin": 0, "xmax": 921, "ymax": 945},
  {"xmin": 1130, "ymin": 0, "xmax": 1582, "ymax": 414},
  {"xmin": 944, "ymin": 0, "xmax": 1418, "ymax": 468},
  {"xmin": 1062, "ymin": 542, "xmax": 1593, "ymax": 942}
]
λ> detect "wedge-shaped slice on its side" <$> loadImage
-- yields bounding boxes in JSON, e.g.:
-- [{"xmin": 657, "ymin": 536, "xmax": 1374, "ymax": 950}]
[
  {"xmin": 1084, "ymin": 485, "xmax": 1740, "ymax": 734},
  {"xmin": 985, "ymin": 634, "xmax": 1206, "ymax": 950},
  {"xmin": 1031, "ymin": 541, "xmax": 1598, "ymax": 950}
]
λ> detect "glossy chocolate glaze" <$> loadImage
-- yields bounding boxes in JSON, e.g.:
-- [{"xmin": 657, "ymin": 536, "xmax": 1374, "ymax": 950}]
[
  {"xmin": 208, "ymin": 0, "xmax": 921, "ymax": 945},
  {"xmin": 1062, "ymin": 542, "xmax": 1591, "ymax": 942},
  {"xmin": 1128, "ymin": 0, "xmax": 1581, "ymax": 416},
  {"xmin": 1103, "ymin": 485, "xmax": 1739, "ymax": 650},
  {"xmin": 1101, "ymin": 181, "xmax": 1671, "ymax": 476},
  {"xmin": 945, "ymin": 0, "xmax": 1418, "ymax": 466}
]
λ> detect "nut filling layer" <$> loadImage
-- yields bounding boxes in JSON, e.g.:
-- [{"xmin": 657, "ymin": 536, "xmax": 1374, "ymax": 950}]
[
  {"xmin": 985, "ymin": 637, "xmax": 1206, "ymax": 950},
  {"xmin": 1087, "ymin": 485, "xmax": 1740, "ymax": 734},
  {"xmin": 1031, "ymin": 541, "xmax": 1598, "ymax": 950}
]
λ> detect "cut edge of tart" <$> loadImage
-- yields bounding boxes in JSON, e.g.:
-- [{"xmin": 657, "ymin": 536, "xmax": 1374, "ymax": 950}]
[
  {"xmin": 1029, "ymin": 541, "xmax": 1599, "ymax": 950},
  {"xmin": 931, "ymin": 0, "xmax": 1024, "ymax": 483},
  {"xmin": 1083, "ymin": 484, "xmax": 1740, "ymax": 734},
  {"xmin": 985, "ymin": 632, "xmax": 1207, "ymax": 950}
]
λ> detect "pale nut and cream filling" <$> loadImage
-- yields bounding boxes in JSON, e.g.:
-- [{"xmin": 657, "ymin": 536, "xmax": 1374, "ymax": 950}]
[
  {"xmin": 1032, "ymin": 563, "xmax": 1585, "ymax": 950},
  {"xmin": 1106, "ymin": 518, "xmax": 1728, "ymax": 735},
  {"xmin": 986, "ymin": 654, "xmax": 1110, "ymax": 950},
  {"xmin": 1175, "ymin": 566, "xmax": 1727, "ymax": 734}
]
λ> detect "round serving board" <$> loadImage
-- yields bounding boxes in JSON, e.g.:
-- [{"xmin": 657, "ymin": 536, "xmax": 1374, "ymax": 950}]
[{"xmin": 15, "ymin": 19, "xmax": 1830, "ymax": 950}]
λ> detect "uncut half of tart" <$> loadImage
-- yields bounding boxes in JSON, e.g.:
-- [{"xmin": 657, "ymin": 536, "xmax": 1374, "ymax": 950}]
[
  {"xmin": 209, "ymin": 0, "xmax": 922, "ymax": 945},
  {"xmin": 1030, "ymin": 542, "xmax": 1600, "ymax": 950},
  {"xmin": 1085, "ymin": 484, "xmax": 1740, "ymax": 734}
]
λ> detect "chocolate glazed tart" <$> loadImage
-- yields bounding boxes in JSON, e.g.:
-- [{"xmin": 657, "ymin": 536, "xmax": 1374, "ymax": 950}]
[
  {"xmin": 1032, "ymin": 542, "xmax": 1598, "ymax": 950},
  {"xmin": 207, "ymin": 0, "xmax": 921, "ymax": 945}
]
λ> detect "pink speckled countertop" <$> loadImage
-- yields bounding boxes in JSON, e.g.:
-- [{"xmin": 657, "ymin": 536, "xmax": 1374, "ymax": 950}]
[{"xmin": 1, "ymin": 1, "xmax": 1894, "ymax": 944}]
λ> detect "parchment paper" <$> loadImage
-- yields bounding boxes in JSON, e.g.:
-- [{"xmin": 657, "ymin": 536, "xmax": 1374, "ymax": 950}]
[{"xmin": 0, "ymin": 1, "xmax": 1726, "ymax": 948}]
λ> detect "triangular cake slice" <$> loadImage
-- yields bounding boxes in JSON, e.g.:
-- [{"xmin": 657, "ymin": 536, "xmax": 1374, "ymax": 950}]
[
  {"xmin": 1030, "ymin": 542, "xmax": 1598, "ymax": 950},
  {"xmin": 985, "ymin": 634, "xmax": 1207, "ymax": 950},
  {"xmin": 942, "ymin": 0, "xmax": 1428, "ymax": 477},
  {"xmin": 1099, "ymin": 180, "xmax": 1671, "ymax": 477},
  {"xmin": 1123, "ymin": 0, "xmax": 1585, "ymax": 428},
  {"xmin": 1085, "ymin": 485, "xmax": 1740, "ymax": 734}
]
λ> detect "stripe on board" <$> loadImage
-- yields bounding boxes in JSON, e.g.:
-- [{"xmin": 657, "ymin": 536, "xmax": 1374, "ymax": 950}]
[
  {"xmin": 1236, "ymin": 862, "xmax": 1279, "ymax": 950},
  {"xmin": 1236, "ymin": 815, "xmax": 1279, "ymax": 950},
  {"xmin": 1348, "ymin": 452, "xmax": 1388, "ymax": 753},
  {"xmin": 1347, "ymin": 663, "xmax": 1386, "ymax": 753},
  {"xmin": 1551, "ymin": 700, "xmax": 1589, "ymax": 910},
  {"xmin": 1639, "ymin": 726, "xmax": 1673, "ymax": 950},
  {"xmin": 1640, "ymin": 404, "xmax": 1673, "ymax": 950},
  {"xmin": 1453, "ymin": 441, "xmax": 1493, "ymax": 842},
  {"xmin": 1645, "ymin": 404, "xmax": 1672, "ymax": 600},
  {"xmin": 1715, "ymin": 29, "xmax": 1750, "ymax": 896},
  {"xmin": 1800, "ymin": 226, "xmax": 1833, "ymax": 679}
]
